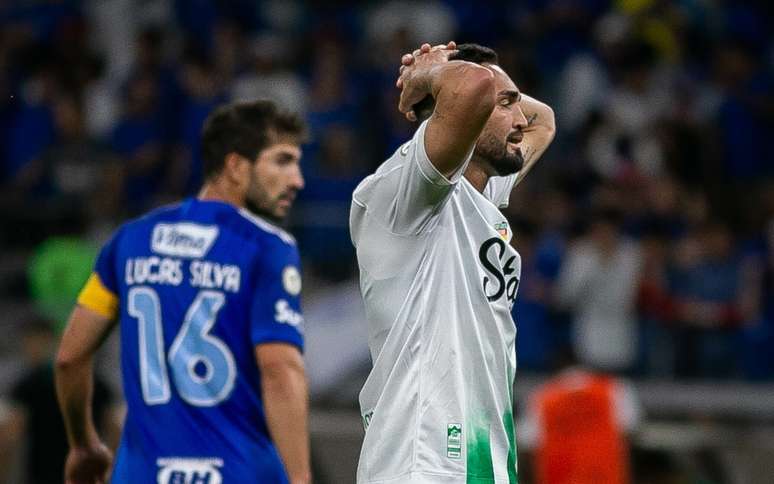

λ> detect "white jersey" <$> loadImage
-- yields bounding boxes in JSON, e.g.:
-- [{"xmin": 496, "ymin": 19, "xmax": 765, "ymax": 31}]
[{"xmin": 350, "ymin": 120, "xmax": 521, "ymax": 484}]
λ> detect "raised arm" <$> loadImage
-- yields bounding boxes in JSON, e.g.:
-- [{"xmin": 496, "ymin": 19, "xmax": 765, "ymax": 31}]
[
  {"xmin": 398, "ymin": 44, "xmax": 496, "ymax": 178},
  {"xmin": 513, "ymin": 94, "xmax": 556, "ymax": 186}
]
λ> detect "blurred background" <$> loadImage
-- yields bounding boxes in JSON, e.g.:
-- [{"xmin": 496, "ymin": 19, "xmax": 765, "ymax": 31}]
[{"xmin": 0, "ymin": 0, "xmax": 772, "ymax": 483}]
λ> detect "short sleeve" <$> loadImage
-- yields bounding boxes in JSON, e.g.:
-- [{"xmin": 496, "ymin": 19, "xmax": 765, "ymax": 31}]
[
  {"xmin": 483, "ymin": 174, "xmax": 518, "ymax": 208},
  {"xmin": 249, "ymin": 241, "xmax": 304, "ymax": 351},
  {"xmin": 93, "ymin": 230, "xmax": 121, "ymax": 294},
  {"xmin": 412, "ymin": 119, "xmax": 471, "ymax": 186},
  {"xmin": 351, "ymin": 120, "xmax": 474, "ymax": 236},
  {"xmin": 77, "ymin": 228, "xmax": 121, "ymax": 319}
]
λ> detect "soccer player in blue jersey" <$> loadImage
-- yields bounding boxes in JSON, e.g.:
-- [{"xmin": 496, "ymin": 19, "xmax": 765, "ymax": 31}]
[{"xmin": 54, "ymin": 101, "xmax": 311, "ymax": 484}]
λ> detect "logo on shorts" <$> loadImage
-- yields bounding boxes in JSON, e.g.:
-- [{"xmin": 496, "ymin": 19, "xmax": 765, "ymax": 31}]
[
  {"xmin": 447, "ymin": 423, "xmax": 462, "ymax": 459},
  {"xmin": 156, "ymin": 457, "xmax": 223, "ymax": 484}
]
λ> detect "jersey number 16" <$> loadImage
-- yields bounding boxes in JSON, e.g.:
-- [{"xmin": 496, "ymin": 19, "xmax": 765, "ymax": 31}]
[{"xmin": 128, "ymin": 287, "xmax": 236, "ymax": 407}]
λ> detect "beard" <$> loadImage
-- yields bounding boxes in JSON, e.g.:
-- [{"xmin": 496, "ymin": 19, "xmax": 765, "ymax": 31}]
[
  {"xmin": 244, "ymin": 171, "xmax": 288, "ymax": 224},
  {"xmin": 476, "ymin": 134, "xmax": 525, "ymax": 176},
  {"xmin": 245, "ymin": 198, "xmax": 279, "ymax": 222},
  {"xmin": 490, "ymin": 147, "xmax": 524, "ymax": 176}
]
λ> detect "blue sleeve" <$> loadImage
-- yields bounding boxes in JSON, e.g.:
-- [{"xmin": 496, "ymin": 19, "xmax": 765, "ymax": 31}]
[
  {"xmin": 93, "ymin": 227, "xmax": 123, "ymax": 294},
  {"xmin": 249, "ymin": 241, "xmax": 304, "ymax": 351}
]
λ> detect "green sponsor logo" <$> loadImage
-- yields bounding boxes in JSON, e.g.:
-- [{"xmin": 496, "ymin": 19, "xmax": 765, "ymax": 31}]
[
  {"xmin": 362, "ymin": 410, "xmax": 374, "ymax": 431},
  {"xmin": 447, "ymin": 423, "xmax": 462, "ymax": 459}
]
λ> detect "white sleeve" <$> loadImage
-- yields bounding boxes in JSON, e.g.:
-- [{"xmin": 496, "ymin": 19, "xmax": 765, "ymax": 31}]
[
  {"xmin": 483, "ymin": 174, "xmax": 518, "ymax": 208},
  {"xmin": 351, "ymin": 119, "xmax": 473, "ymax": 235}
]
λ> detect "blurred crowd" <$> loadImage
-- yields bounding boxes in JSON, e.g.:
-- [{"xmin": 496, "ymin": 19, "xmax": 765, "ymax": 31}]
[{"xmin": 0, "ymin": 0, "xmax": 772, "ymax": 385}]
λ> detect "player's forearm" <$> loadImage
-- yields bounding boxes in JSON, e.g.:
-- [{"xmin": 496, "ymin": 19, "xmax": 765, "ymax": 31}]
[
  {"xmin": 261, "ymin": 363, "xmax": 311, "ymax": 484},
  {"xmin": 421, "ymin": 61, "xmax": 495, "ymax": 176},
  {"xmin": 55, "ymin": 353, "xmax": 99, "ymax": 448},
  {"xmin": 427, "ymin": 61, "xmax": 496, "ymax": 122},
  {"xmin": 55, "ymin": 307, "xmax": 113, "ymax": 449},
  {"xmin": 515, "ymin": 94, "xmax": 555, "ymax": 185}
]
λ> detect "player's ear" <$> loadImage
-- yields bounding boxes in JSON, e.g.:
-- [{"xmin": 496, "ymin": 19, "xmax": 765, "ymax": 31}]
[{"xmin": 223, "ymin": 152, "xmax": 250, "ymax": 186}]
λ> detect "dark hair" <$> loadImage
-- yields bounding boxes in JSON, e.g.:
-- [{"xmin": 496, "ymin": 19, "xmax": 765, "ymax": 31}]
[
  {"xmin": 201, "ymin": 101, "xmax": 306, "ymax": 180},
  {"xmin": 414, "ymin": 43, "xmax": 499, "ymax": 121},
  {"xmin": 448, "ymin": 43, "xmax": 499, "ymax": 65}
]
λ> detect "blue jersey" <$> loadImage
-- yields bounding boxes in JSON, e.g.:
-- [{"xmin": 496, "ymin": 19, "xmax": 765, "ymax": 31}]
[{"xmin": 77, "ymin": 198, "xmax": 304, "ymax": 483}]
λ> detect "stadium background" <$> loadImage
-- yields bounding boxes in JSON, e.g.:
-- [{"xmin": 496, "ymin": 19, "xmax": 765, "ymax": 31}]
[{"xmin": 0, "ymin": 0, "xmax": 772, "ymax": 482}]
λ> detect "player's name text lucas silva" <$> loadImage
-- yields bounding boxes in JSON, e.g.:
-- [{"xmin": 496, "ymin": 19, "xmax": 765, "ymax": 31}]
[{"xmin": 125, "ymin": 256, "xmax": 241, "ymax": 293}]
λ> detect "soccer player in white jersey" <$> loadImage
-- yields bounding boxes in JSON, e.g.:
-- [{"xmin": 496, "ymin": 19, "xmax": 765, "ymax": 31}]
[{"xmin": 349, "ymin": 42, "xmax": 556, "ymax": 483}]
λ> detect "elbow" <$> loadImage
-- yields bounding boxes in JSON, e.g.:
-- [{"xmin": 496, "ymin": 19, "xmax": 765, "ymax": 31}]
[
  {"xmin": 466, "ymin": 65, "xmax": 496, "ymax": 97},
  {"xmin": 433, "ymin": 64, "xmax": 495, "ymax": 124},
  {"xmin": 55, "ymin": 348, "xmax": 75, "ymax": 373},
  {"xmin": 464, "ymin": 67, "xmax": 496, "ymax": 120},
  {"xmin": 55, "ymin": 351, "xmax": 75, "ymax": 374},
  {"xmin": 260, "ymin": 359, "xmax": 306, "ymax": 391},
  {"xmin": 55, "ymin": 345, "xmax": 85, "ymax": 373},
  {"xmin": 544, "ymin": 105, "xmax": 557, "ymax": 139}
]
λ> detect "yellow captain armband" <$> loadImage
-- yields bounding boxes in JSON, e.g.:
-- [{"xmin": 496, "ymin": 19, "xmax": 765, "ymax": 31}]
[{"xmin": 77, "ymin": 273, "xmax": 119, "ymax": 319}]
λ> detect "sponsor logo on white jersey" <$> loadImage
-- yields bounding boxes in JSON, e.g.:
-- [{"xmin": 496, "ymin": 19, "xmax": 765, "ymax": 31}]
[
  {"xmin": 447, "ymin": 423, "xmax": 462, "ymax": 459},
  {"xmin": 362, "ymin": 410, "xmax": 374, "ymax": 430},
  {"xmin": 152, "ymin": 223, "xmax": 219, "ymax": 258},
  {"xmin": 494, "ymin": 221, "xmax": 509, "ymax": 240},
  {"xmin": 479, "ymin": 236, "xmax": 520, "ymax": 307},
  {"xmin": 156, "ymin": 457, "xmax": 223, "ymax": 484}
]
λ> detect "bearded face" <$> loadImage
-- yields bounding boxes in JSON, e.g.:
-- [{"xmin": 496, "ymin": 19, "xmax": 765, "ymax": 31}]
[
  {"xmin": 474, "ymin": 127, "xmax": 525, "ymax": 176},
  {"xmin": 471, "ymin": 64, "xmax": 528, "ymax": 177},
  {"xmin": 244, "ymin": 141, "xmax": 304, "ymax": 222}
]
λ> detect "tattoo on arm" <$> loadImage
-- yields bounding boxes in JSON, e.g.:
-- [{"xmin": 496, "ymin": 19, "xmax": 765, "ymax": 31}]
[
  {"xmin": 522, "ymin": 145, "xmax": 535, "ymax": 164},
  {"xmin": 527, "ymin": 113, "xmax": 538, "ymax": 127}
]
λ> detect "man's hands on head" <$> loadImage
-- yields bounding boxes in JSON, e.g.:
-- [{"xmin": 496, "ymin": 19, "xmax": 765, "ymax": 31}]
[
  {"xmin": 393, "ymin": 40, "xmax": 496, "ymax": 178},
  {"xmin": 396, "ymin": 41, "xmax": 457, "ymax": 122},
  {"xmin": 396, "ymin": 41, "xmax": 457, "ymax": 88}
]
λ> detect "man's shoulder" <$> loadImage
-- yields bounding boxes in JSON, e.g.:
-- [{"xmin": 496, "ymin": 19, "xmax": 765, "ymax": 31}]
[
  {"xmin": 352, "ymin": 144, "xmax": 414, "ymax": 207},
  {"xmin": 232, "ymin": 208, "xmax": 297, "ymax": 249},
  {"xmin": 127, "ymin": 201, "xmax": 297, "ymax": 251}
]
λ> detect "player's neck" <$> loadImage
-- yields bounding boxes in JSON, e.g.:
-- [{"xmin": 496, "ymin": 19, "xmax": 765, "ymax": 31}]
[
  {"xmin": 463, "ymin": 161, "xmax": 490, "ymax": 193},
  {"xmin": 198, "ymin": 181, "xmax": 244, "ymax": 209}
]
